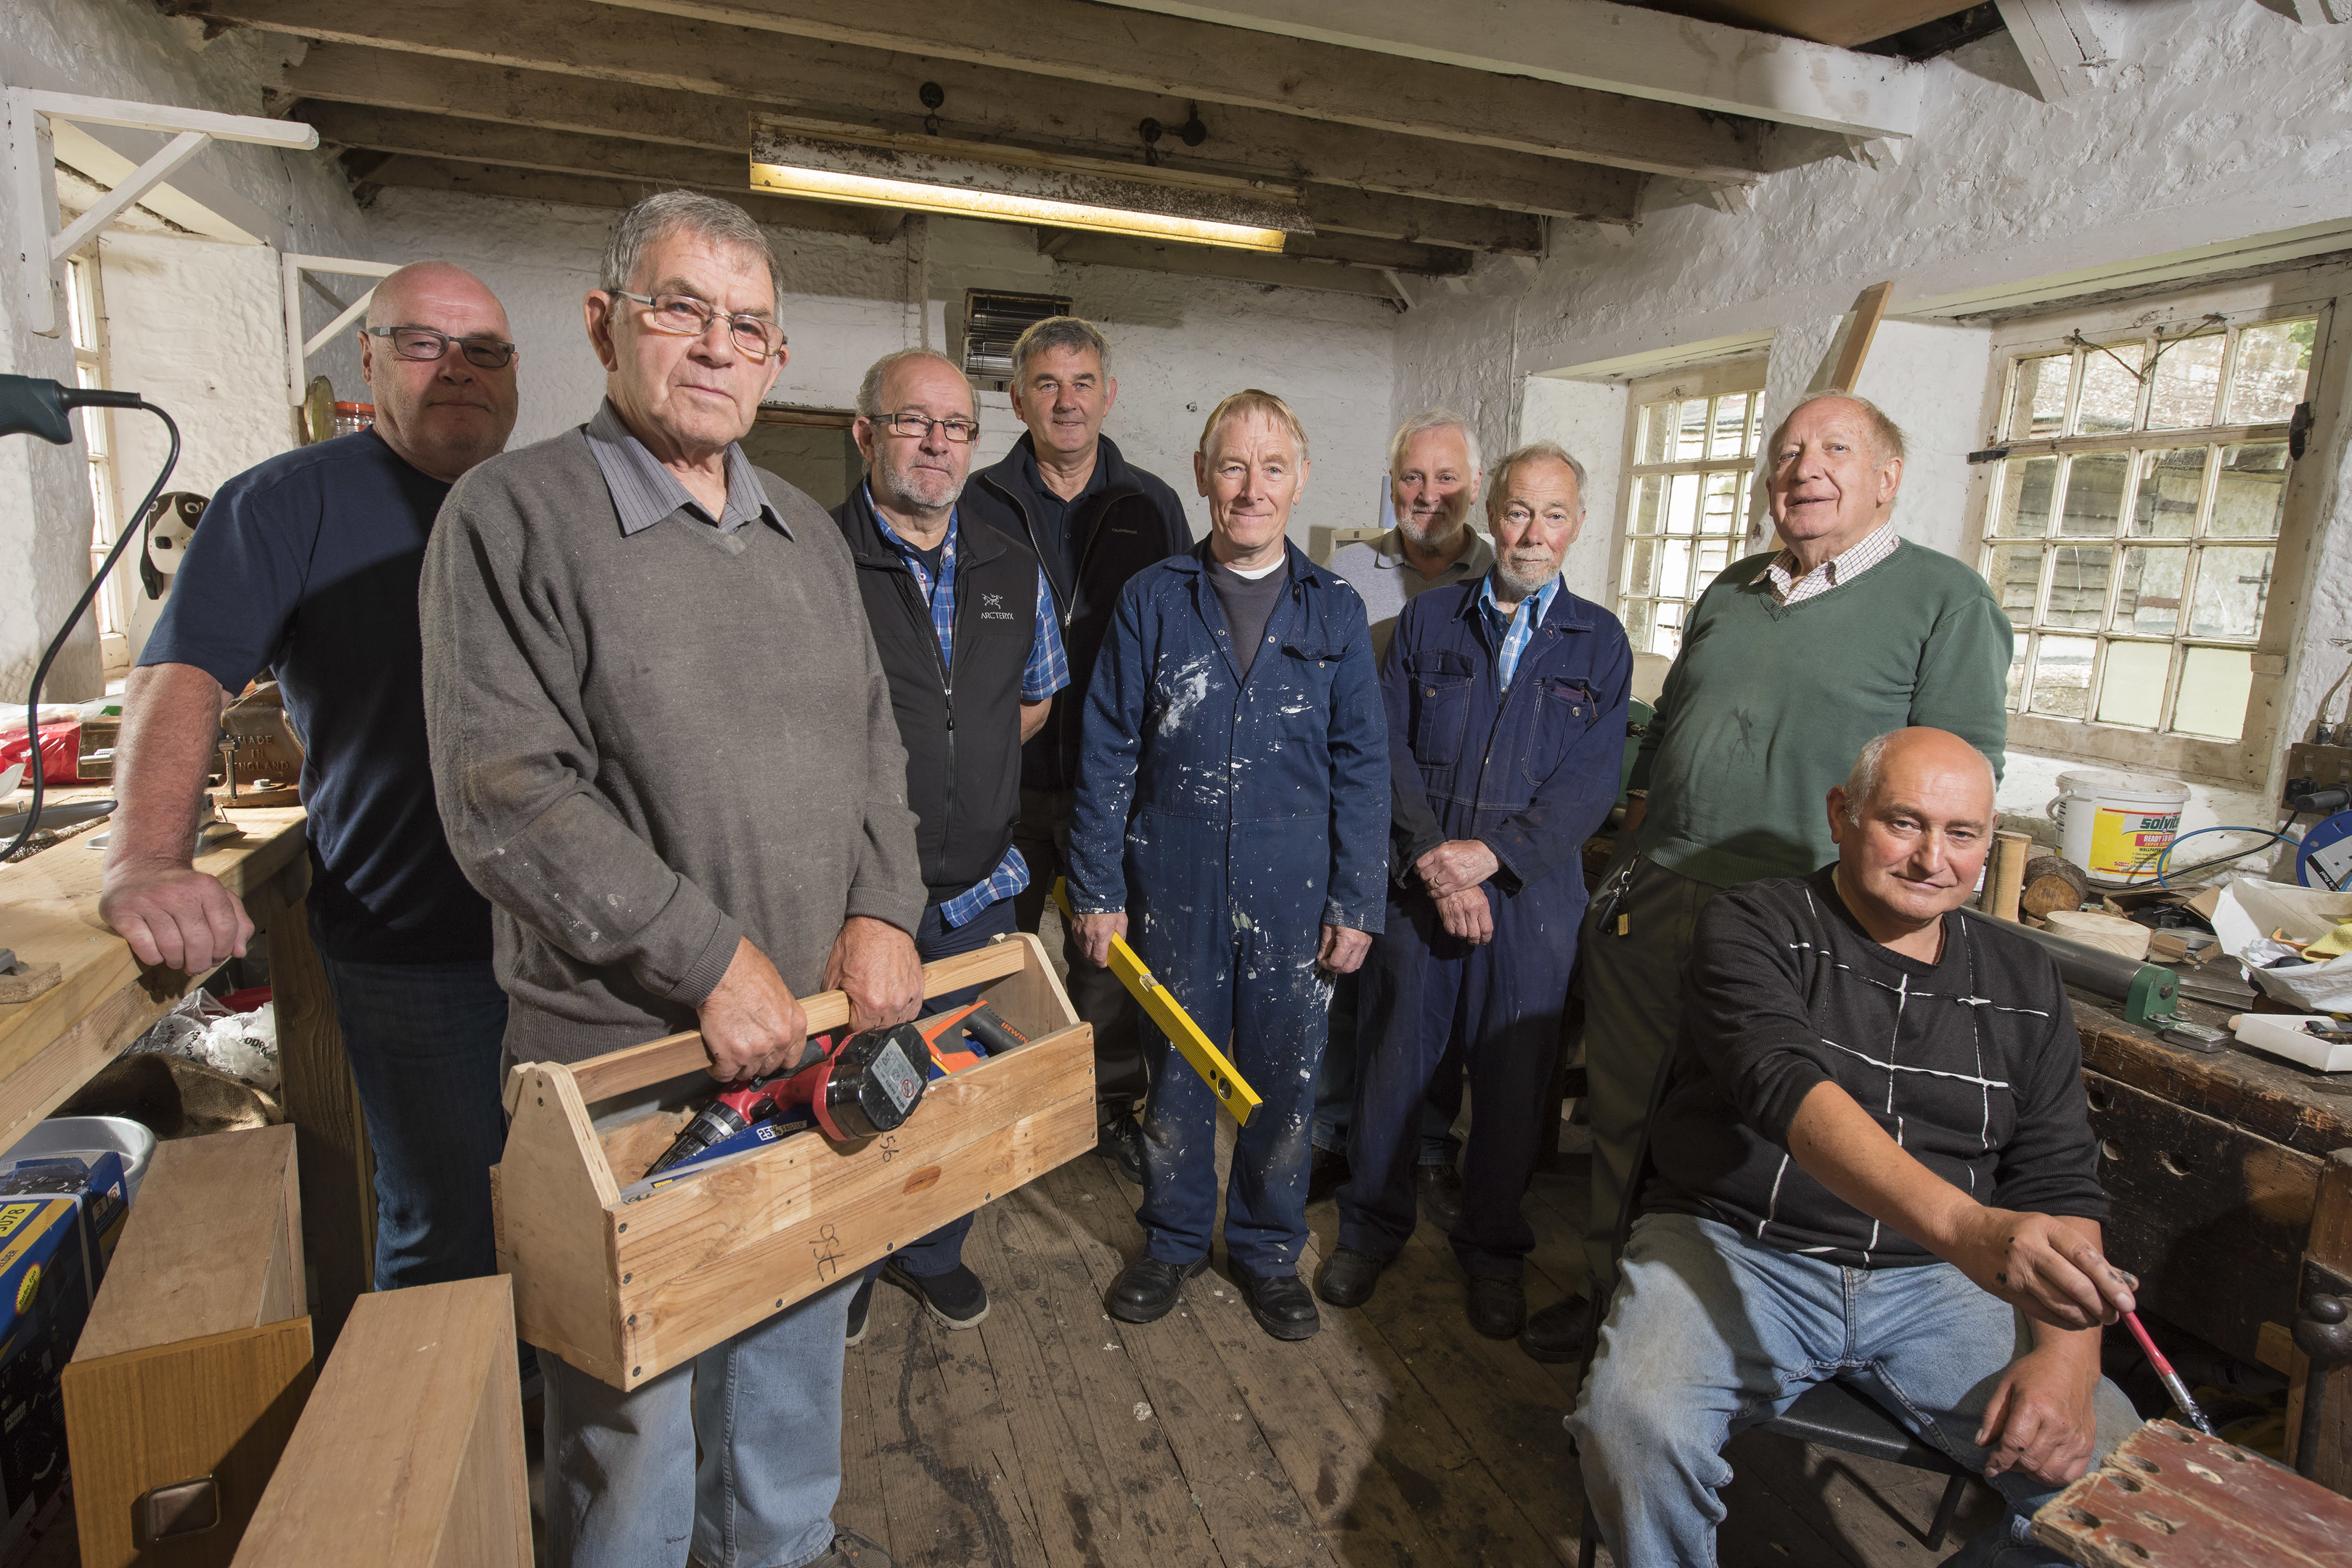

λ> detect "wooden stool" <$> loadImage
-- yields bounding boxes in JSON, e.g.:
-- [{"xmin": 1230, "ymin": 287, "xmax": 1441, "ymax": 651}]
[{"xmin": 2033, "ymin": 1418, "xmax": 2352, "ymax": 1565}]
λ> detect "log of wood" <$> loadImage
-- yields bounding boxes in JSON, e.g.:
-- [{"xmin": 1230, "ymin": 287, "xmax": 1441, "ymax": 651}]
[{"xmin": 2022, "ymin": 854, "xmax": 2091, "ymax": 919}]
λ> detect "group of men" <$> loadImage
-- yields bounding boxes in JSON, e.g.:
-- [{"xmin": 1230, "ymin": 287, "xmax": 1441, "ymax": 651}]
[{"xmin": 91, "ymin": 182, "xmax": 2149, "ymax": 1568}]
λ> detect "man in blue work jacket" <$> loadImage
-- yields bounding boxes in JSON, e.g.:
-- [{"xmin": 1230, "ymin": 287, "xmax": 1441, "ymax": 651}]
[
  {"xmin": 1069, "ymin": 389, "xmax": 1389, "ymax": 1343},
  {"xmin": 1320, "ymin": 441, "xmax": 1632, "ymax": 1342}
]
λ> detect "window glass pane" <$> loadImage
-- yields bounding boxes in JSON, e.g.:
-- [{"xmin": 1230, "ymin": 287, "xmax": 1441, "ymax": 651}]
[
  {"xmin": 1638, "ymin": 402, "xmax": 1671, "ymax": 464},
  {"xmin": 1993, "ymin": 456, "xmax": 2057, "ymax": 538},
  {"xmin": 1659, "ymin": 538, "xmax": 1694, "ymax": 600},
  {"xmin": 2128, "ymin": 448, "xmax": 2205, "ymax": 538},
  {"xmin": 2208, "ymin": 444, "xmax": 2288, "ymax": 539},
  {"xmin": 2058, "ymin": 453, "xmax": 2127, "ymax": 537},
  {"xmin": 1986, "ymin": 544, "xmax": 2046, "ymax": 624},
  {"xmin": 65, "ymin": 259, "xmax": 97, "ymax": 353},
  {"xmin": 2075, "ymin": 342, "xmax": 2144, "ymax": 433},
  {"xmin": 2112, "ymin": 547, "xmax": 2186, "ymax": 637},
  {"xmin": 1700, "ymin": 471, "xmax": 1741, "ymax": 534},
  {"xmin": 2030, "ymin": 635, "xmax": 2098, "ymax": 719},
  {"xmin": 1694, "ymin": 536, "xmax": 1734, "ymax": 587},
  {"xmin": 2186, "ymin": 545, "xmax": 2272, "ymax": 640},
  {"xmin": 1656, "ymin": 600, "xmax": 1687, "ymax": 659},
  {"xmin": 1676, "ymin": 398, "xmax": 1710, "ymax": 460},
  {"xmin": 1622, "ymin": 598, "xmax": 1658, "ymax": 657},
  {"xmin": 2004, "ymin": 638, "xmax": 2029, "ymax": 711},
  {"xmin": 2044, "ymin": 544, "xmax": 2113, "ymax": 629},
  {"xmin": 1622, "ymin": 538, "xmax": 1661, "ymax": 597},
  {"xmin": 2096, "ymin": 641, "xmax": 2171, "ymax": 728},
  {"xmin": 1664, "ymin": 473, "xmax": 1701, "ymax": 535},
  {"xmin": 2227, "ymin": 319, "xmax": 2316, "ymax": 425},
  {"xmin": 1628, "ymin": 474, "xmax": 1665, "ymax": 535},
  {"xmin": 2008, "ymin": 354, "xmax": 2070, "ymax": 438},
  {"xmin": 2171, "ymin": 646, "xmax": 2253, "ymax": 740},
  {"xmin": 1710, "ymin": 393, "xmax": 1750, "ymax": 460},
  {"xmin": 2145, "ymin": 332, "xmax": 2224, "ymax": 430}
]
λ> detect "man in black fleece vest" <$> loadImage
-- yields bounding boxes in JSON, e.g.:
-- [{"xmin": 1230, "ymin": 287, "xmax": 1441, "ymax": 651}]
[{"xmin": 1569, "ymin": 728, "xmax": 2139, "ymax": 1568}]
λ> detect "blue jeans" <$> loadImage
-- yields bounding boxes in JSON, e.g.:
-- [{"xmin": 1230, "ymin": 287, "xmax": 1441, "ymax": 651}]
[
  {"xmin": 314, "ymin": 933, "xmax": 510, "ymax": 1292},
  {"xmin": 542, "ymin": 1278, "xmax": 857, "ymax": 1568},
  {"xmin": 1308, "ymin": 968, "xmax": 1458, "ymax": 1167},
  {"xmin": 861, "ymin": 897, "xmax": 1015, "ymax": 1283},
  {"xmin": 1570, "ymin": 1212, "xmax": 2139, "ymax": 1568}
]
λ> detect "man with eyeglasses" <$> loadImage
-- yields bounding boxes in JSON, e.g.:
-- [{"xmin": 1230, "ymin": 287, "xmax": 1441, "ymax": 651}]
[
  {"xmin": 829, "ymin": 348, "xmax": 1067, "ymax": 1348},
  {"xmin": 422, "ymin": 191, "xmax": 923, "ymax": 1568},
  {"xmin": 107, "ymin": 260, "xmax": 521, "ymax": 1302}
]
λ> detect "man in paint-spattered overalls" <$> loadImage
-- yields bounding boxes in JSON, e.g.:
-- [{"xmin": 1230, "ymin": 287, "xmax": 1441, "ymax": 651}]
[{"xmin": 1068, "ymin": 389, "xmax": 1388, "ymax": 1343}]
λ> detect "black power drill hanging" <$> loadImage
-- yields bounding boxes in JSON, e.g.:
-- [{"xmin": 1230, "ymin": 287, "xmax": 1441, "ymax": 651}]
[{"xmin": 645, "ymin": 1021, "xmax": 929, "ymax": 1177}]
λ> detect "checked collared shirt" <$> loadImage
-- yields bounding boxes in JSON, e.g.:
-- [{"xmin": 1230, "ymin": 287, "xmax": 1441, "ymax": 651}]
[
  {"xmin": 1478, "ymin": 569, "xmax": 1561, "ymax": 691},
  {"xmin": 1763, "ymin": 520, "xmax": 1900, "ymax": 605}
]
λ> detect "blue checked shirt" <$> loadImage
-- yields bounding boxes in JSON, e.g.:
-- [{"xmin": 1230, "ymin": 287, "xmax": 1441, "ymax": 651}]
[
  {"xmin": 1478, "ymin": 570, "xmax": 1561, "ymax": 692},
  {"xmin": 867, "ymin": 489, "xmax": 1069, "ymax": 926}
]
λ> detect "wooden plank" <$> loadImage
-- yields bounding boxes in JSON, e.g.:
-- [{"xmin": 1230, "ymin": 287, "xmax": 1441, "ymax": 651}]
[
  {"xmin": 2287, "ymin": 1147, "xmax": 2352, "ymax": 1487},
  {"xmin": 266, "ymin": 882, "xmax": 374, "ymax": 1353},
  {"xmin": 1826, "ymin": 279, "xmax": 1895, "ymax": 393},
  {"xmin": 2075, "ymin": 998, "xmax": 2352, "ymax": 1156},
  {"xmin": 2083, "ymin": 1071, "xmax": 2322, "ymax": 1366},
  {"xmin": 1037, "ymin": 233, "xmax": 1405, "ymax": 299},
  {"xmin": 2034, "ymin": 1418, "xmax": 2352, "ymax": 1567},
  {"xmin": 256, "ymin": 25, "xmax": 1647, "ymax": 219},
  {"xmin": 493, "ymin": 1065, "xmax": 624, "ymax": 1381},
  {"xmin": 76, "ymin": 1124, "xmax": 303, "ymax": 1362},
  {"xmin": 358, "ymin": 157, "xmax": 905, "ymax": 240},
  {"xmin": 233, "ymin": 1276, "xmax": 532, "ymax": 1568},
  {"xmin": 63, "ymin": 1319, "xmax": 317, "ymax": 1568}
]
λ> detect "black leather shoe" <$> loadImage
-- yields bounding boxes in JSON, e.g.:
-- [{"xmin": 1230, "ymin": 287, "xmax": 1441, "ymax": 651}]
[
  {"xmin": 1236, "ymin": 1270, "xmax": 1321, "ymax": 1340},
  {"xmin": 1098, "ymin": 1111, "xmax": 1146, "ymax": 1186},
  {"xmin": 884, "ymin": 1259, "xmax": 989, "ymax": 1329},
  {"xmin": 1307, "ymin": 1145, "xmax": 1351, "ymax": 1203},
  {"xmin": 1416, "ymin": 1164, "xmax": 1464, "ymax": 1233},
  {"xmin": 1314, "ymin": 1246, "xmax": 1385, "ymax": 1308},
  {"xmin": 1466, "ymin": 1275, "xmax": 1526, "ymax": 1339},
  {"xmin": 1107, "ymin": 1254, "xmax": 1208, "ymax": 1323},
  {"xmin": 1519, "ymin": 1293, "xmax": 1591, "ymax": 1363}
]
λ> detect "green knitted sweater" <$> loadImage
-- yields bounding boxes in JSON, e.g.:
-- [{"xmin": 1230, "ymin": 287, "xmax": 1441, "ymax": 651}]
[{"xmin": 1629, "ymin": 540, "xmax": 2013, "ymax": 888}]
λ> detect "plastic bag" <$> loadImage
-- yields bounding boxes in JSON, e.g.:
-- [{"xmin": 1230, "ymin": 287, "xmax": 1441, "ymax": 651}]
[{"xmin": 126, "ymin": 991, "xmax": 280, "ymax": 1092}]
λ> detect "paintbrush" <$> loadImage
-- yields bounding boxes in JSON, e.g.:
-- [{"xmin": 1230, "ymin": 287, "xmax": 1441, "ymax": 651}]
[{"xmin": 2123, "ymin": 1310, "xmax": 2215, "ymax": 1437}]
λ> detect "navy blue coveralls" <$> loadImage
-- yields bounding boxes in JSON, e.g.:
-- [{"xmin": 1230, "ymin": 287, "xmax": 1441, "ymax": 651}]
[
  {"xmin": 1069, "ymin": 539, "xmax": 1389, "ymax": 1277},
  {"xmin": 1337, "ymin": 577, "xmax": 1630, "ymax": 1280}
]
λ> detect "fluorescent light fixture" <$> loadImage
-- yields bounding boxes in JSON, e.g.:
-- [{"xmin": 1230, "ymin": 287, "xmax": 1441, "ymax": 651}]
[{"xmin": 752, "ymin": 162, "xmax": 1289, "ymax": 251}]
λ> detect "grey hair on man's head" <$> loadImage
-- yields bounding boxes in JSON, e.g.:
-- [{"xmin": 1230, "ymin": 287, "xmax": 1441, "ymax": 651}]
[
  {"xmin": 600, "ymin": 190, "xmax": 780, "ymax": 305},
  {"xmin": 1387, "ymin": 408, "xmax": 1482, "ymax": 480},
  {"xmin": 855, "ymin": 348, "xmax": 973, "ymax": 419},
  {"xmin": 1485, "ymin": 439, "xmax": 1589, "ymax": 510},
  {"xmin": 1010, "ymin": 316, "xmax": 1113, "ymax": 382},
  {"xmin": 1841, "ymin": 730, "xmax": 1994, "ymax": 824},
  {"xmin": 1768, "ymin": 391, "xmax": 1908, "ymax": 466}
]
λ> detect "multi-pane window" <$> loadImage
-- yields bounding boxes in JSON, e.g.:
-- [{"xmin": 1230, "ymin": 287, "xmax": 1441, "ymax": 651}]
[
  {"xmin": 1617, "ymin": 373, "xmax": 1764, "ymax": 659},
  {"xmin": 1980, "ymin": 315, "xmax": 2314, "ymax": 743},
  {"xmin": 65, "ymin": 253, "xmax": 128, "ymax": 667}
]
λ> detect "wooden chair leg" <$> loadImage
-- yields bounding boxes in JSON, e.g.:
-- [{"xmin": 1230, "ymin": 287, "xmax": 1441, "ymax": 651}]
[{"xmin": 1925, "ymin": 1472, "xmax": 1969, "ymax": 1551}]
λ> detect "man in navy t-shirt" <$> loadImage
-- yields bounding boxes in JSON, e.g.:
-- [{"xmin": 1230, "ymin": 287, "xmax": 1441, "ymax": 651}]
[{"xmin": 102, "ymin": 261, "xmax": 522, "ymax": 1292}]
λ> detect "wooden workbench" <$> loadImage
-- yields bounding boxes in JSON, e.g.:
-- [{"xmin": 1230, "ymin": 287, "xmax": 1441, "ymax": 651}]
[
  {"xmin": 2076, "ymin": 988, "xmax": 2352, "ymax": 1490},
  {"xmin": 0, "ymin": 801, "xmax": 377, "ymax": 1348}
]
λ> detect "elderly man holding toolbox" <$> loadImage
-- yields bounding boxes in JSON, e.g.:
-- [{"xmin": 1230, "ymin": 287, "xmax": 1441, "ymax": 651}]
[{"xmin": 422, "ymin": 191, "xmax": 921, "ymax": 1568}]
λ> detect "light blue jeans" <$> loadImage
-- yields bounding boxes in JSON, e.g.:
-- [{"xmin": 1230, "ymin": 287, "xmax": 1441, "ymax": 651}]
[
  {"xmin": 1569, "ymin": 1212, "xmax": 2139, "ymax": 1568},
  {"xmin": 542, "ymin": 1278, "xmax": 856, "ymax": 1568}
]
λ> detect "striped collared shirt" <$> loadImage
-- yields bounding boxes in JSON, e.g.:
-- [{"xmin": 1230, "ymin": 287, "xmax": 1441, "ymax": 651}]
[
  {"xmin": 584, "ymin": 399, "xmax": 787, "ymax": 537},
  {"xmin": 1477, "ymin": 570, "xmax": 1560, "ymax": 691},
  {"xmin": 1764, "ymin": 521, "xmax": 1900, "ymax": 605}
]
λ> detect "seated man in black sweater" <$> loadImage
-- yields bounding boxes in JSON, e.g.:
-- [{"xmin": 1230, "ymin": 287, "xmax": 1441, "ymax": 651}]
[{"xmin": 1569, "ymin": 727, "xmax": 2140, "ymax": 1567}]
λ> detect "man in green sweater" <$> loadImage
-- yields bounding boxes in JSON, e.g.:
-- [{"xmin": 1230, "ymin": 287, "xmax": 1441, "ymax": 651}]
[{"xmin": 1522, "ymin": 391, "xmax": 2014, "ymax": 1362}]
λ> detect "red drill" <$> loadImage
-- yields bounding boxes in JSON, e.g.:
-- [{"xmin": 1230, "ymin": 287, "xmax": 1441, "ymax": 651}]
[{"xmin": 645, "ymin": 1021, "xmax": 928, "ymax": 1177}]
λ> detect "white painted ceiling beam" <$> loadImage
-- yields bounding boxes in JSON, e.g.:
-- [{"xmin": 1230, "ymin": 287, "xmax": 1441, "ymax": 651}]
[
  {"xmin": 1993, "ymin": 0, "xmax": 2111, "ymax": 105},
  {"xmin": 1090, "ymin": 0, "xmax": 1922, "ymax": 140}
]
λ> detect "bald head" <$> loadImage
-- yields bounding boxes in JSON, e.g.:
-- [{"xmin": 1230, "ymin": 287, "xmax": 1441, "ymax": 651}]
[
  {"xmin": 1828, "ymin": 727, "xmax": 1998, "ymax": 942},
  {"xmin": 357, "ymin": 261, "xmax": 518, "ymax": 483}
]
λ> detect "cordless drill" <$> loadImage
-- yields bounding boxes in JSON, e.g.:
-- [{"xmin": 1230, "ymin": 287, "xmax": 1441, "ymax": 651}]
[{"xmin": 645, "ymin": 1021, "xmax": 928, "ymax": 1177}]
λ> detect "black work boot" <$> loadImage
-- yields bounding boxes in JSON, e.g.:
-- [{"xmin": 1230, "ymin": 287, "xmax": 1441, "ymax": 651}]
[
  {"xmin": 1520, "ymin": 1293, "xmax": 1592, "ymax": 1363},
  {"xmin": 1234, "ymin": 1269, "xmax": 1321, "ymax": 1341},
  {"xmin": 1314, "ymin": 1246, "xmax": 1386, "ymax": 1308},
  {"xmin": 1107, "ymin": 1254, "xmax": 1208, "ymax": 1323},
  {"xmin": 1097, "ymin": 1110, "xmax": 1146, "ymax": 1185},
  {"xmin": 1416, "ymin": 1163, "xmax": 1465, "ymax": 1233},
  {"xmin": 1466, "ymin": 1275, "xmax": 1527, "ymax": 1339}
]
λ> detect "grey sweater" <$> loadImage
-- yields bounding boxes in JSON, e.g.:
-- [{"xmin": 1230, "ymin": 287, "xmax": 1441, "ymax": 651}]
[{"xmin": 420, "ymin": 425, "xmax": 924, "ymax": 1066}]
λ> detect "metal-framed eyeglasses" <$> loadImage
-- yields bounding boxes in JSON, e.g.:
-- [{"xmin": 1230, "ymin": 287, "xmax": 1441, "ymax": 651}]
[
  {"xmin": 874, "ymin": 412, "xmax": 981, "ymax": 444},
  {"xmin": 609, "ymin": 290, "xmax": 787, "ymax": 361},
  {"xmin": 364, "ymin": 325, "xmax": 518, "ymax": 369}
]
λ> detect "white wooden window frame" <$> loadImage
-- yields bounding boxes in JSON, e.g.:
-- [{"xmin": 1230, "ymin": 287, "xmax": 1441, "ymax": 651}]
[
  {"xmin": 64, "ymin": 250, "xmax": 128, "ymax": 673},
  {"xmin": 1609, "ymin": 357, "xmax": 1770, "ymax": 656},
  {"xmin": 1966, "ymin": 266, "xmax": 2348, "ymax": 788}
]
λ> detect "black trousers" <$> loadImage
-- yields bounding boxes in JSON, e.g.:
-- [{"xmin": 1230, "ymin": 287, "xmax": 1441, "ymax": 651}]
[{"xmin": 1011, "ymin": 785, "xmax": 1148, "ymax": 1124}]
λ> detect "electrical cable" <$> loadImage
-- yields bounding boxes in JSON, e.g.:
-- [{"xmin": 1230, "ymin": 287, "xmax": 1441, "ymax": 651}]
[
  {"xmin": 5, "ymin": 400, "xmax": 180, "ymax": 863},
  {"xmin": 2151, "ymin": 823, "xmax": 2298, "ymax": 889}
]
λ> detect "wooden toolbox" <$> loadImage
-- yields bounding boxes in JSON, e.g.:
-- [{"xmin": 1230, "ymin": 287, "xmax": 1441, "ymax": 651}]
[
  {"xmin": 232, "ymin": 1276, "xmax": 529, "ymax": 1568},
  {"xmin": 492, "ymin": 932, "xmax": 1095, "ymax": 1390},
  {"xmin": 63, "ymin": 1124, "xmax": 314, "ymax": 1567}
]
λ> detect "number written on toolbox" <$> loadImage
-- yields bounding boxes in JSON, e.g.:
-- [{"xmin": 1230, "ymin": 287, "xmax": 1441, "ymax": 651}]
[{"xmin": 812, "ymin": 1222, "xmax": 846, "ymax": 1281}]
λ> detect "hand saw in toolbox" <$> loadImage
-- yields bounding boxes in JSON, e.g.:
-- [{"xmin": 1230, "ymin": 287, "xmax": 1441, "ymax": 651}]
[{"xmin": 1050, "ymin": 880, "xmax": 1262, "ymax": 1127}]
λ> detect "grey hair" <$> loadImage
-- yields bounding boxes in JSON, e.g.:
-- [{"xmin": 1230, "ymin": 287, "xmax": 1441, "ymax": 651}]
[
  {"xmin": 1486, "ymin": 440, "xmax": 1589, "ymax": 511},
  {"xmin": 1842, "ymin": 730, "xmax": 1994, "ymax": 823},
  {"xmin": 855, "ymin": 348, "xmax": 973, "ymax": 419},
  {"xmin": 1767, "ymin": 391, "xmax": 1907, "ymax": 466},
  {"xmin": 1010, "ymin": 315, "xmax": 1113, "ymax": 382},
  {"xmin": 1387, "ymin": 408, "xmax": 1482, "ymax": 481},
  {"xmin": 600, "ymin": 190, "xmax": 780, "ymax": 306}
]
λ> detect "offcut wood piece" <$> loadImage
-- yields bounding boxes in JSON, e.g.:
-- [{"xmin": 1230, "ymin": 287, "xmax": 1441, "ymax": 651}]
[
  {"xmin": 232, "ymin": 1276, "xmax": 530, "ymax": 1568},
  {"xmin": 2022, "ymin": 853, "xmax": 2092, "ymax": 920},
  {"xmin": 495, "ymin": 934, "xmax": 1095, "ymax": 1389},
  {"xmin": 2286, "ymin": 1147, "xmax": 2352, "ymax": 1489},
  {"xmin": 2033, "ymin": 1418, "xmax": 2352, "ymax": 1566},
  {"xmin": 1984, "ymin": 828, "xmax": 2033, "ymax": 922},
  {"xmin": 1826, "ymin": 280, "xmax": 1895, "ymax": 394},
  {"xmin": 0, "ymin": 958, "xmax": 62, "ymax": 1003},
  {"xmin": 65, "ymin": 1124, "xmax": 314, "ymax": 1568}
]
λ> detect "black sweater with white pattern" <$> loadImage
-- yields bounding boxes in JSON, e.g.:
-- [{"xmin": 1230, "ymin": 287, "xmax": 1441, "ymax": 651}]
[{"xmin": 1643, "ymin": 866, "xmax": 2108, "ymax": 1269}]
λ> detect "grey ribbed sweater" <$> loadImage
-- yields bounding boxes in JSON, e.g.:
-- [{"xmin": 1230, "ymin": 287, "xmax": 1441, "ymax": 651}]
[{"xmin": 420, "ymin": 425, "xmax": 923, "ymax": 1066}]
